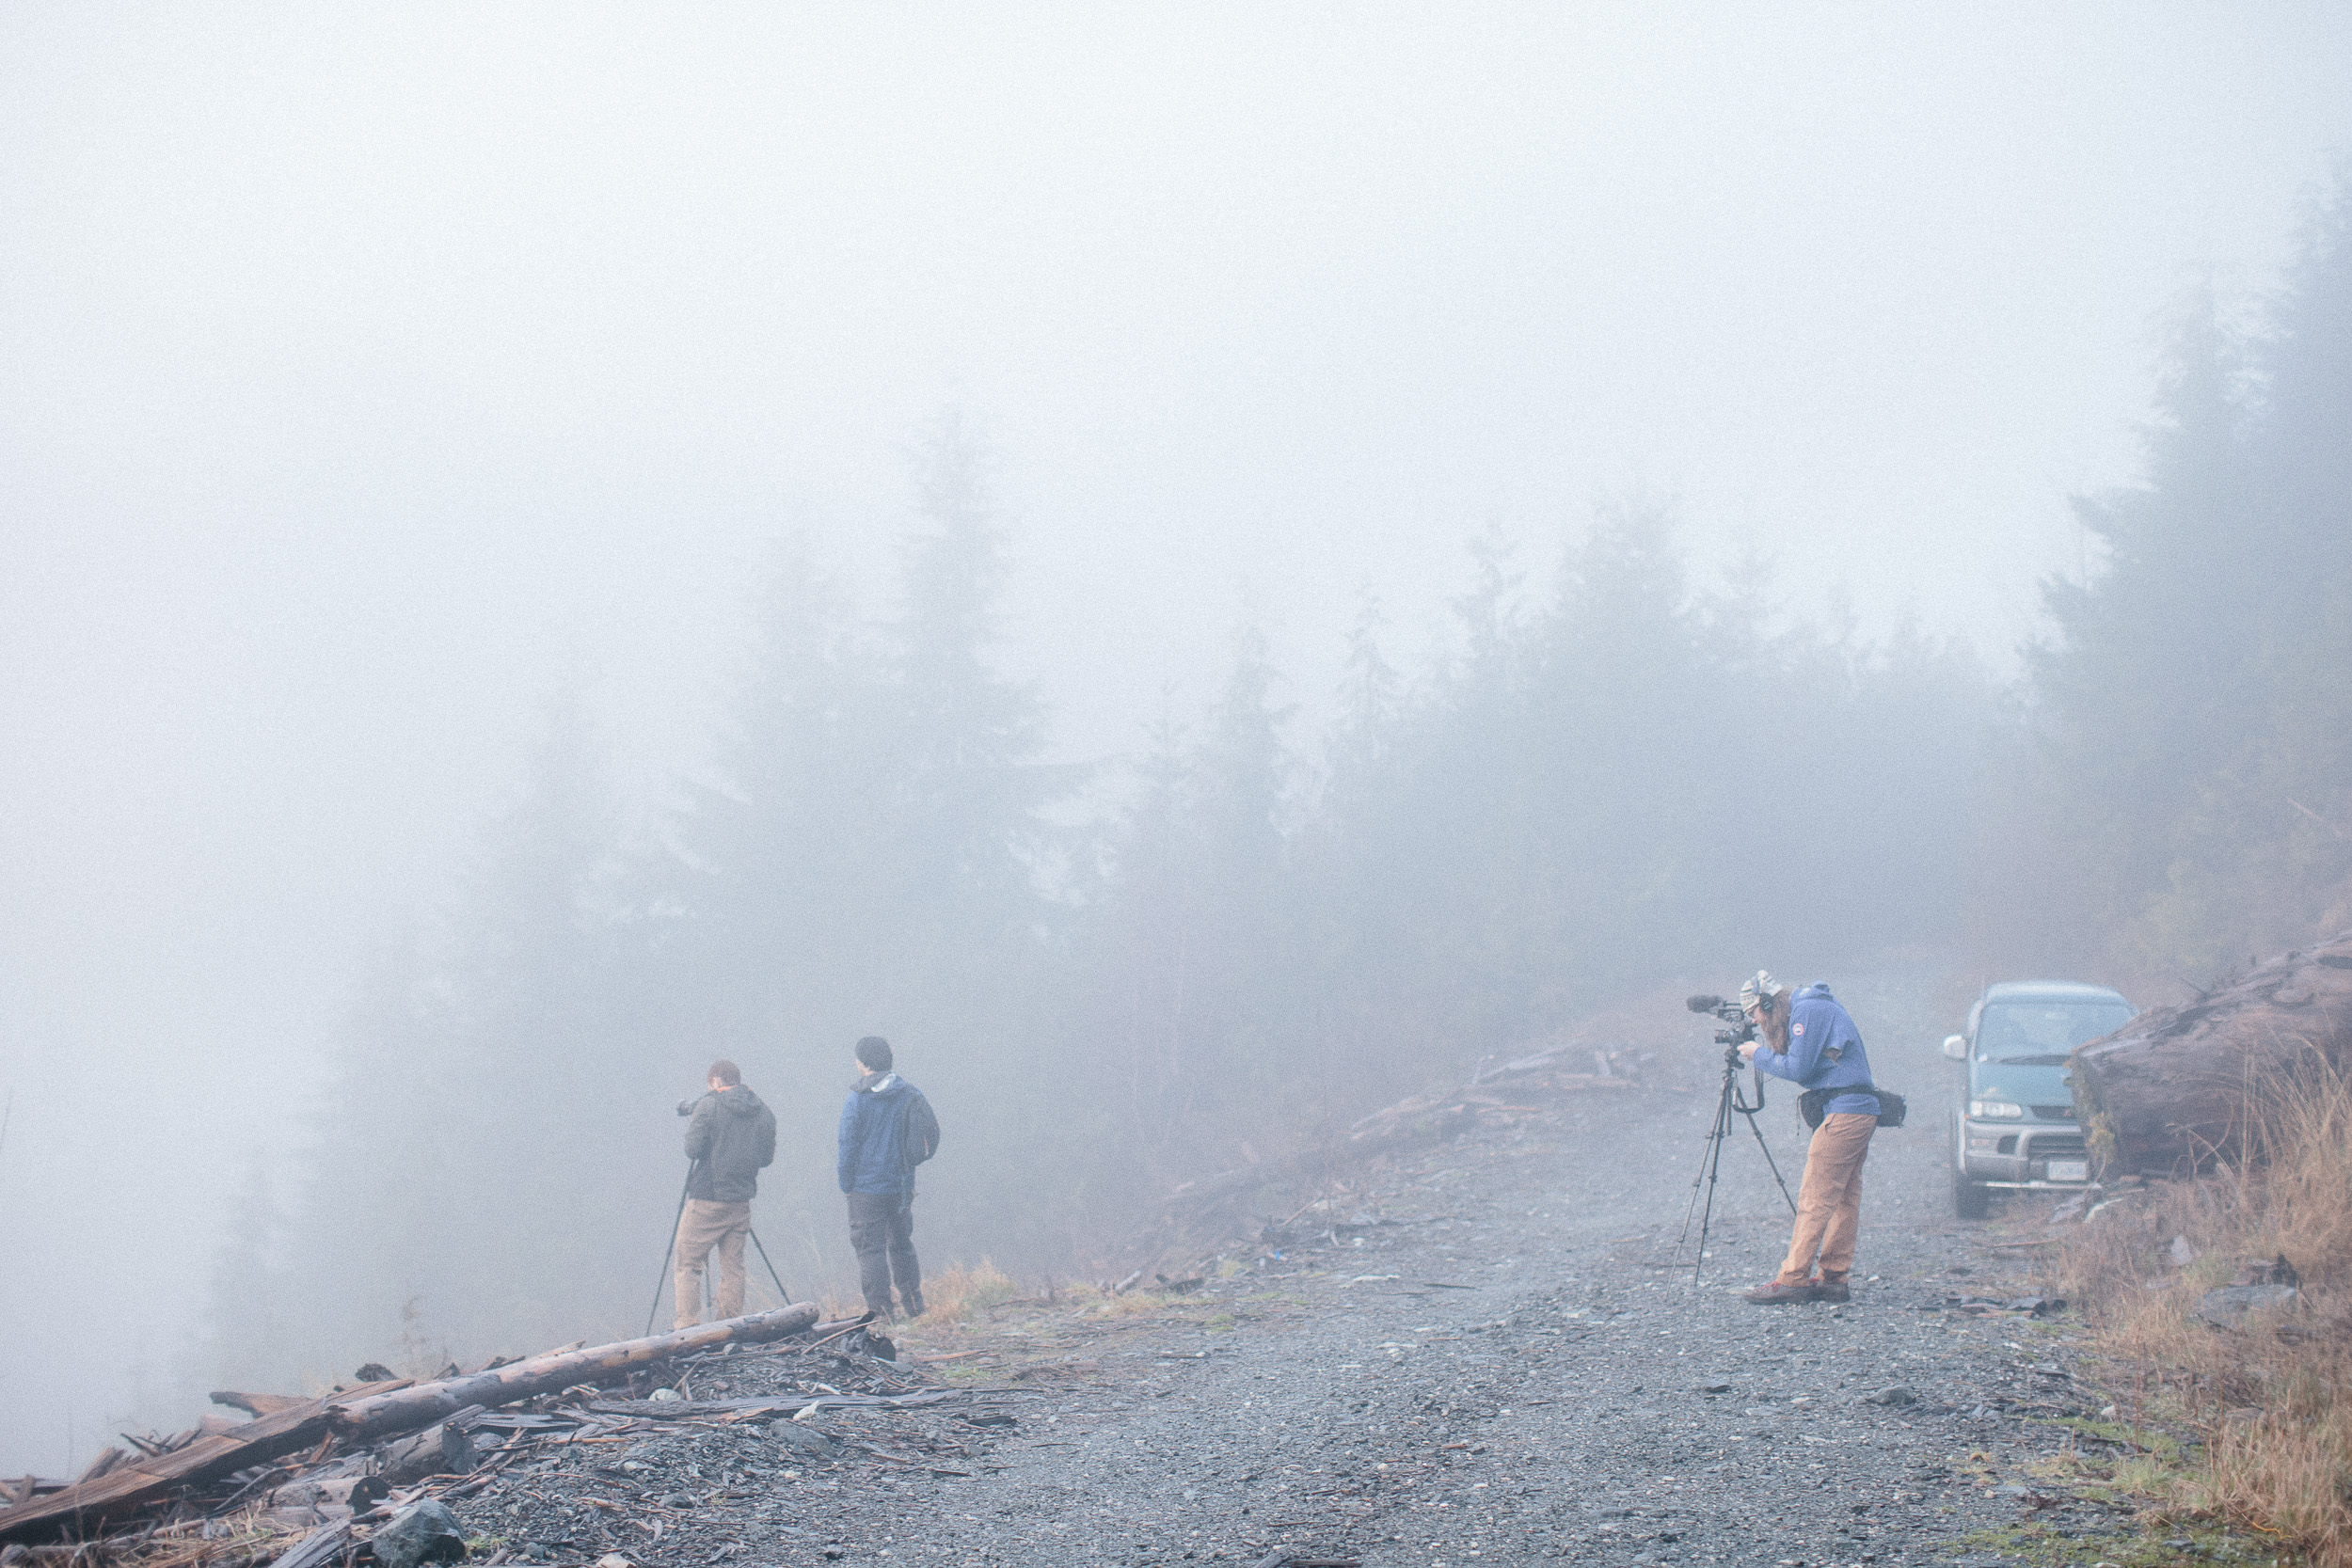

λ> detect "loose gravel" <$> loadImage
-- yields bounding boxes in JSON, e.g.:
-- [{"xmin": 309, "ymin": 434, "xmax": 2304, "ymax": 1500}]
[{"xmin": 449, "ymin": 974, "xmax": 2132, "ymax": 1567}]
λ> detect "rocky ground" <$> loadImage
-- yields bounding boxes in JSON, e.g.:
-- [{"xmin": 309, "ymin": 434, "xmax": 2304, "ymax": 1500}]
[{"xmin": 441, "ymin": 975, "xmax": 2233, "ymax": 1568}]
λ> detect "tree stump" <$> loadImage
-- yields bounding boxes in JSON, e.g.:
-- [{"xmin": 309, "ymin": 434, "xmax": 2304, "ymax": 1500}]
[{"xmin": 2072, "ymin": 928, "xmax": 2352, "ymax": 1174}]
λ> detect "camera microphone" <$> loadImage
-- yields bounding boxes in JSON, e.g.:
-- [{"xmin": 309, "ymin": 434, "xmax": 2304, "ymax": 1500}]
[{"xmin": 1687, "ymin": 994, "xmax": 1725, "ymax": 1013}]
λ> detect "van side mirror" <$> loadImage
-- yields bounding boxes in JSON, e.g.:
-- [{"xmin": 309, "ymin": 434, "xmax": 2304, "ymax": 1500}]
[{"xmin": 1942, "ymin": 1034, "xmax": 1967, "ymax": 1061}]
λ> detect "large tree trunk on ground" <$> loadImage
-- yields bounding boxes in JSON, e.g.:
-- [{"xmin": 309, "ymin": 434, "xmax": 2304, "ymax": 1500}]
[
  {"xmin": 325, "ymin": 1302, "xmax": 818, "ymax": 1443},
  {"xmin": 0, "ymin": 1303, "xmax": 818, "ymax": 1544},
  {"xmin": 2073, "ymin": 928, "xmax": 2352, "ymax": 1176}
]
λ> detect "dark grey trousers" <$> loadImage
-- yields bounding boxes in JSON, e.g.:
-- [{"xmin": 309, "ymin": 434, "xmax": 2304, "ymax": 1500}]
[{"xmin": 846, "ymin": 1190, "xmax": 922, "ymax": 1317}]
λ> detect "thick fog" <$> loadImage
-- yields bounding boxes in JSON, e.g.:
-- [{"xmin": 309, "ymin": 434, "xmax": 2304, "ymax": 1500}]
[{"xmin": 5, "ymin": 5, "xmax": 2351, "ymax": 1473}]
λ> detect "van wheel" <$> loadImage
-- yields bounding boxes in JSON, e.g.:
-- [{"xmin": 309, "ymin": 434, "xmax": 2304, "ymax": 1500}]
[
  {"xmin": 1951, "ymin": 1112, "xmax": 1990, "ymax": 1219},
  {"xmin": 1952, "ymin": 1166, "xmax": 1990, "ymax": 1219}
]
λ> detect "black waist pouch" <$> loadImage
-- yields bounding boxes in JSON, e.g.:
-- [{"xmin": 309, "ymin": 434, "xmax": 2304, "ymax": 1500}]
[{"xmin": 1801, "ymin": 1085, "xmax": 1906, "ymax": 1130}]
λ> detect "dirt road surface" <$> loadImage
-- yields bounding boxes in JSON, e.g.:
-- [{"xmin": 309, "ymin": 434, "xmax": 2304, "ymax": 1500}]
[{"xmin": 459, "ymin": 975, "xmax": 2124, "ymax": 1567}]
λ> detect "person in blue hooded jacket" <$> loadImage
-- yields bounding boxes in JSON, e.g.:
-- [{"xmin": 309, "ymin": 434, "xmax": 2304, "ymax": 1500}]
[
  {"xmin": 1735, "ymin": 971, "xmax": 1880, "ymax": 1305},
  {"xmin": 837, "ymin": 1036, "xmax": 938, "ymax": 1321}
]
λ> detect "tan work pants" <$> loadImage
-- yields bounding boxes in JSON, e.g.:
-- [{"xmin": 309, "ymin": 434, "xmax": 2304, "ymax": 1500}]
[
  {"xmin": 674, "ymin": 1198, "xmax": 750, "ymax": 1329},
  {"xmin": 1775, "ymin": 1112, "xmax": 1874, "ymax": 1287}
]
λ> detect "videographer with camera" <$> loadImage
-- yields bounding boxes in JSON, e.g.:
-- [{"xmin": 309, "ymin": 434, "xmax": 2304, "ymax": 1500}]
[
  {"xmin": 672, "ymin": 1058, "xmax": 777, "ymax": 1328},
  {"xmin": 1735, "ymin": 971, "xmax": 1883, "ymax": 1306}
]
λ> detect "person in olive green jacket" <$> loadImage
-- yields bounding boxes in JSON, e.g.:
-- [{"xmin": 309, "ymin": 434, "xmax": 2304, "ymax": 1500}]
[{"xmin": 675, "ymin": 1058, "xmax": 776, "ymax": 1327}]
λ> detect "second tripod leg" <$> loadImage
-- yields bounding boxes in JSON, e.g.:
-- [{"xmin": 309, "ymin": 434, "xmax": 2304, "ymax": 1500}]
[{"xmin": 1740, "ymin": 1103, "xmax": 1799, "ymax": 1215}]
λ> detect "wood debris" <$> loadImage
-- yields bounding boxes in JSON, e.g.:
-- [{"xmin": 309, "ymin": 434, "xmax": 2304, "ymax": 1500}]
[{"xmin": 0, "ymin": 1307, "xmax": 820, "ymax": 1559}]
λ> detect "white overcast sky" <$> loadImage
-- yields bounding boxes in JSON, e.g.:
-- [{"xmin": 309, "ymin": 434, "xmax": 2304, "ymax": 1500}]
[{"xmin": 3, "ymin": 3, "xmax": 2349, "ymax": 1467}]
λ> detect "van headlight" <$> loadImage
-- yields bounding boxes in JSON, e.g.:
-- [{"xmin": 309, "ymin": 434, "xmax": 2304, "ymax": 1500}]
[{"xmin": 1969, "ymin": 1100, "xmax": 2024, "ymax": 1120}]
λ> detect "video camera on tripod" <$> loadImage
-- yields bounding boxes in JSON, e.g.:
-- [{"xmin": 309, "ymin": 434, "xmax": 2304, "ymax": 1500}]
[
  {"xmin": 1671, "ymin": 988, "xmax": 1797, "ymax": 1285},
  {"xmin": 1686, "ymin": 992, "xmax": 1758, "ymax": 1050}
]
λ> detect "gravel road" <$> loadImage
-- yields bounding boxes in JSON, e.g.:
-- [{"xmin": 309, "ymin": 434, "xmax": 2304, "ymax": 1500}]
[{"xmin": 459, "ymin": 974, "xmax": 2129, "ymax": 1568}]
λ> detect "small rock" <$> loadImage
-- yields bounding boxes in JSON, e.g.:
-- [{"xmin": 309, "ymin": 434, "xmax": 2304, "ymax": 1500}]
[
  {"xmin": 372, "ymin": 1501, "xmax": 469, "ymax": 1568},
  {"xmin": 1693, "ymin": 1382, "xmax": 1732, "ymax": 1394},
  {"xmin": 596, "ymin": 1557, "xmax": 634, "ymax": 1568},
  {"xmin": 1867, "ymin": 1386, "xmax": 1917, "ymax": 1406},
  {"xmin": 2244, "ymin": 1254, "xmax": 2299, "ymax": 1287},
  {"xmin": 437, "ymin": 1426, "xmax": 480, "ymax": 1476},
  {"xmin": 2169, "ymin": 1235, "xmax": 2197, "ymax": 1266},
  {"xmin": 660, "ymin": 1493, "xmax": 695, "ymax": 1510},
  {"xmin": 647, "ymin": 1386, "xmax": 683, "ymax": 1402},
  {"xmin": 766, "ymin": 1420, "xmax": 837, "ymax": 1456},
  {"xmin": 2198, "ymin": 1283, "xmax": 2299, "ymax": 1329}
]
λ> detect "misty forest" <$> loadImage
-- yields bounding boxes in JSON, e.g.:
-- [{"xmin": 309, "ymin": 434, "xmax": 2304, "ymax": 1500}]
[{"xmin": 194, "ymin": 182, "xmax": 2352, "ymax": 1392}]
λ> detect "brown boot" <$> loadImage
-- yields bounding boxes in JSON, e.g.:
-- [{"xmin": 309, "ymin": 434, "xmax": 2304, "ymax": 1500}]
[
  {"xmin": 1742, "ymin": 1280, "xmax": 1821, "ymax": 1305},
  {"xmin": 1815, "ymin": 1277, "xmax": 1851, "ymax": 1304}
]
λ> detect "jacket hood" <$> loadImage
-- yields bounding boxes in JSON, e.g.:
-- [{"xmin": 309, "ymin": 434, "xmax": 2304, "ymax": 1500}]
[
  {"xmin": 1795, "ymin": 982, "xmax": 1835, "ymax": 1001},
  {"xmin": 715, "ymin": 1085, "xmax": 768, "ymax": 1117},
  {"xmin": 856, "ymin": 1071, "xmax": 910, "ymax": 1099}
]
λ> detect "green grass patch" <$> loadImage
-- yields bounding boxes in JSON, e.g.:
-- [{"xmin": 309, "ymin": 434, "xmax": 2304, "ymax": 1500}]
[
  {"xmin": 2039, "ymin": 1414, "xmax": 2190, "ymax": 1464},
  {"xmin": 1944, "ymin": 1519, "xmax": 2245, "ymax": 1566}
]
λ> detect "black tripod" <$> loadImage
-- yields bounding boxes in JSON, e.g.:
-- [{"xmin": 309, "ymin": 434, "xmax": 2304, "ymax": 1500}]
[
  {"xmin": 1675, "ymin": 1043, "xmax": 1799, "ymax": 1286},
  {"xmin": 644, "ymin": 1170, "xmax": 797, "ymax": 1335}
]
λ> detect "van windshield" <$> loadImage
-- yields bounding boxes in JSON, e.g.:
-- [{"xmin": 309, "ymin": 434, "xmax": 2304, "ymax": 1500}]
[
  {"xmin": 1977, "ymin": 1000, "xmax": 2133, "ymax": 1064},
  {"xmin": 1973, "ymin": 999, "xmax": 2132, "ymax": 1111}
]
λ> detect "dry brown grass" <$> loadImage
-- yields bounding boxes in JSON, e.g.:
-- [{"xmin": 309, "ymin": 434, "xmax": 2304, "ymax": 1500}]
[
  {"xmin": 913, "ymin": 1259, "xmax": 1022, "ymax": 1326},
  {"xmin": 2058, "ymin": 1052, "xmax": 2352, "ymax": 1564}
]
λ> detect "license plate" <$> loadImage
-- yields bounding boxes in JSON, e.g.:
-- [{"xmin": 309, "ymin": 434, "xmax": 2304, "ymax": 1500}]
[{"xmin": 2046, "ymin": 1160, "xmax": 2089, "ymax": 1183}]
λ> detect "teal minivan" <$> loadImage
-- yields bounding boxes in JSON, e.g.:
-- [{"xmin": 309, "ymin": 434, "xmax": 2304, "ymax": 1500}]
[{"xmin": 1944, "ymin": 980, "xmax": 2135, "ymax": 1219}]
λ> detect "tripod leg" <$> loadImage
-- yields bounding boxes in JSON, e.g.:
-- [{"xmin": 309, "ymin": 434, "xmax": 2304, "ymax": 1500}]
[
  {"xmin": 1679, "ymin": 1067, "xmax": 1740, "ymax": 1286},
  {"xmin": 749, "ymin": 1227, "xmax": 792, "ymax": 1307},
  {"xmin": 1742, "ymin": 1104, "xmax": 1800, "ymax": 1215},
  {"xmin": 1692, "ymin": 1079, "xmax": 1735, "ymax": 1287},
  {"xmin": 644, "ymin": 1175, "xmax": 692, "ymax": 1338},
  {"xmin": 1677, "ymin": 1073, "xmax": 1737, "ymax": 1248}
]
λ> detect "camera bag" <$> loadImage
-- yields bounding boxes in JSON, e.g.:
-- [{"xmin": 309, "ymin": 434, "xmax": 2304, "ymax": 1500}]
[{"xmin": 1800, "ymin": 1084, "xmax": 1907, "ymax": 1130}]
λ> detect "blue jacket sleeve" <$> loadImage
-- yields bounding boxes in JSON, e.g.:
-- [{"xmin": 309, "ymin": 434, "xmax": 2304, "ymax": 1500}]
[
  {"xmin": 837, "ymin": 1094, "xmax": 861, "ymax": 1193},
  {"xmin": 1756, "ymin": 998, "xmax": 1864, "ymax": 1088},
  {"xmin": 1753, "ymin": 1033, "xmax": 1820, "ymax": 1085}
]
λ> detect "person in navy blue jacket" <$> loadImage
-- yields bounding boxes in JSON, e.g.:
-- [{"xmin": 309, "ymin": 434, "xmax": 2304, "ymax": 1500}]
[
  {"xmin": 1735, "ymin": 971, "xmax": 1880, "ymax": 1305},
  {"xmin": 837, "ymin": 1036, "xmax": 938, "ymax": 1321}
]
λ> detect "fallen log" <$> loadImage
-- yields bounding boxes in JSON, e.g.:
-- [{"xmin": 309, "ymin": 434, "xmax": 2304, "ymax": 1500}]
[
  {"xmin": 373, "ymin": 1411, "xmax": 485, "ymax": 1486},
  {"xmin": 0, "ymin": 1378, "xmax": 409, "ymax": 1544},
  {"xmin": 0, "ymin": 1303, "xmax": 818, "ymax": 1546},
  {"xmin": 2072, "ymin": 928, "xmax": 2352, "ymax": 1174},
  {"xmin": 326, "ymin": 1302, "xmax": 818, "ymax": 1443}
]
